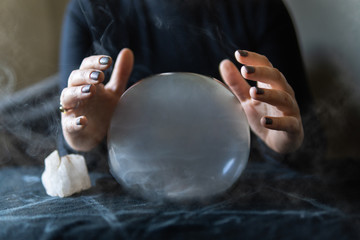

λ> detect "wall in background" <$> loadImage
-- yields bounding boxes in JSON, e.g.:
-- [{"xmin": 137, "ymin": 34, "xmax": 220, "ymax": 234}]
[
  {"xmin": 285, "ymin": 0, "xmax": 360, "ymax": 160},
  {"xmin": 0, "ymin": 0, "xmax": 69, "ymax": 97}
]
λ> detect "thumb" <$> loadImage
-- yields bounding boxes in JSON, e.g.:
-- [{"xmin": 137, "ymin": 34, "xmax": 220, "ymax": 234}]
[
  {"xmin": 105, "ymin": 48, "xmax": 134, "ymax": 96},
  {"xmin": 219, "ymin": 59, "xmax": 250, "ymax": 102}
]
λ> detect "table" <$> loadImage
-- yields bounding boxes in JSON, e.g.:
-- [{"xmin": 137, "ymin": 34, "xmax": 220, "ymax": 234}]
[{"xmin": 1, "ymin": 159, "xmax": 359, "ymax": 240}]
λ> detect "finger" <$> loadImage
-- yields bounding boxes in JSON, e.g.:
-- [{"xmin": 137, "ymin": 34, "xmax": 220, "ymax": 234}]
[
  {"xmin": 261, "ymin": 116, "xmax": 302, "ymax": 134},
  {"xmin": 79, "ymin": 55, "xmax": 112, "ymax": 70},
  {"xmin": 219, "ymin": 59, "xmax": 250, "ymax": 102},
  {"xmin": 249, "ymin": 87, "xmax": 299, "ymax": 115},
  {"xmin": 235, "ymin": 50, "xmax": 273, "ymax": 67},
  {"xmin": 68, "ymin": 69, "xmax": 105, "ymax": 87},
  {"xmin": 106, "ymin": 48, "xmax": 134, "ymax": 95},
  {"xmin": 241, "ymin": 65, "xmax": 293, "ymax": 93},
  {"xmin": 62, "ymin": 116, "xmax": 88, "ymax": 134},
  {"xmin": 60, "ymin": 84, "xmax": 95, "ymax": 109}
]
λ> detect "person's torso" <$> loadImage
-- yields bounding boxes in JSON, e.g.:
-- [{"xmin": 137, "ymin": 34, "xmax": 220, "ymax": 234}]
[{"xmin": 80, "ymin": 0, "xmax": 253, "ymax": 85}]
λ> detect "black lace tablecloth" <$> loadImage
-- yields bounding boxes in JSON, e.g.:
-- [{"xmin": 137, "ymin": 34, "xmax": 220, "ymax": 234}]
[
  {"xmin": 0, "ymin": 76, "xmax": 359, "ymax": 239},
  {"xmin": 1, "ymin": 161, "xmax": 359, "ymax": 240}
]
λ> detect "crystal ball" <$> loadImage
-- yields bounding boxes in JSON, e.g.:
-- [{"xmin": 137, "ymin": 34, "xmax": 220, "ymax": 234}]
[{"xmin": 108, "ymin": 73, "xmax": 250, "ymax": 200}]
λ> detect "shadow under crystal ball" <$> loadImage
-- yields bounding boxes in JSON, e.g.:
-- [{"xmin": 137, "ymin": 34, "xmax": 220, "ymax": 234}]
[{"xmin": 108, "ymin": 73, "xmax": 250, "ymax": 200}]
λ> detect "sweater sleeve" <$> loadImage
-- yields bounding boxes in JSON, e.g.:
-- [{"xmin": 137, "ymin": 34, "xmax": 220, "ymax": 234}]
[{"xmin": 58, "ymin": 0, "xmax": 92, "ymax": 92}]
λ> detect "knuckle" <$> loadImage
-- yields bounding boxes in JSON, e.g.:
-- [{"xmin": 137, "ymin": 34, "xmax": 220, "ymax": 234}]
[
  {"xmin": 60, "ymin": 88, "xmax": 67, "ymax": 103},
  {"xmin": 286, "ymin": 83, "xmax": 295, "ymax": 97},
  {"xmin": 279, "ymin": 92, "xmax": 298, "ymax": 115},
  {"xmin": 287, "ymin": 118, "xmax": 299, "ymax": 133},
  {"xmin": 68, "ymin": 70, "xmax": 77, "ymax": 83},
  {"xmin": 81, "ymin": 56, "xmax": 90, "ymax": 66},
  {"xmin": 262, "ymin": 55, "xmax": 269, "ymax": 63},
  {"xmin": 69, "ymin": 86, "xmax": 78, "ymax": 97},
  {"xmin": 281, "ymin": 92, "xmax": 291, "ymax": 106},
  {"xmin": 69, "ymin": 87, "xmax": 81, "ymax": 103},
  {"xmin": 261, "ymin": 55, "xmax": 272, "ymax": 66},
  {"xmin": 60, "ymin": 87, "xmax": 80, "ymax": 108},
  {"xmin": 81, "ymin": 69, "xmax": 89, "ymax": 79},
  {"xmin": 69, "ymin": 70, "xmax": 76, "ymax": 78},
  {"xmin": 273, "ymin": 68, "xmax": 282, "ymax": 81},
  {"xmin": 289, "ymin": 122, "xmax": 298, "ymax": 133},
  {"xmin": 63, "ymin": 88, "xmax": 77, "ymax": 104}
]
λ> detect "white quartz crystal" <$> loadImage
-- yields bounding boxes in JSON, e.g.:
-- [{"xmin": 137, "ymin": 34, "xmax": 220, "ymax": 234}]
[{"xmin": 41, "ymin": 150, "xmax": 91, "ymax": 197}]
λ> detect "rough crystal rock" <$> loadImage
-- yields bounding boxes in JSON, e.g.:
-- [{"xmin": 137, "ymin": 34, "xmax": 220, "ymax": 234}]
[{"xmin": 41, "ymin": 150, "xmax": 91, "ymax": 197}]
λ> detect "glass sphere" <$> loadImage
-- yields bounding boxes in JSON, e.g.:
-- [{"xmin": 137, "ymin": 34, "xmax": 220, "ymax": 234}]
[{"xmin": 108, "ymin": 73, "xmax": 250, "ymax": 200}]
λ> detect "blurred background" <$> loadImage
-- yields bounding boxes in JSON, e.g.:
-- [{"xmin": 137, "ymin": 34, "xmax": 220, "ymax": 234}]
[
  {"xmin": 0, "ymin": 0, "xmax": 68, "ymax": 93},
  {"xmin": 0, "ymin": 0, "xmax": 359, "ymax": 163}
]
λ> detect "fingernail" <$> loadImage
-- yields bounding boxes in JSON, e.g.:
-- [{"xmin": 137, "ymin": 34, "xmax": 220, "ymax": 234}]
[
  {"xmin": 76, "ymin": 117, "xmax": 82, "ymax": 126},
  {"xmin": 99, "ymin": 56, "xmax": 110, "ymax": 65},
  {"xmin": 90, "ymin": 71, "xmax": 100, "ymax": 80},
  {"xmin": 255, "ymin": 87, "xmax": 264, "ymax": 94},
  {"xmin": 237, "ymin": 50, "xmax": 248, "ymax": 57},
  {"xmin": 265, "ymin": 117, "xmax": 273, "ymax": 125},
  {"xmin": 244, "ymin": 65, "xmax": 255, "ymax": 74},
  {"xmin": 81, "ymin": 84, "xmax": 91, "ymax": 93}
]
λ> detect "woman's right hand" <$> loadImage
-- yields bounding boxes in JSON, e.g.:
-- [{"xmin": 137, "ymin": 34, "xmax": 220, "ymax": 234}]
[{"xmin": 60, "ymin": 48, "xmax": 134, "ymax": 152}]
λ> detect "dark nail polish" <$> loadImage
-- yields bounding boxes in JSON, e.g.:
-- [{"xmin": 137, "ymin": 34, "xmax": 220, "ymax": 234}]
[
  {"xmin": 81, "ymin": 84, "xmax": 91, "ymax": 93},
  {"xmin": 265, "ymin": 117, "xmax": 273, "ymax": 125},
  {"xmin": 76, "ymin": 117, "xmax": 82, "ymax": 126},
  {"xmin": 90, "ymin": 71, "xmax": 100, "ymax": 80},
  {"xmin": 245, "ymin": 65, "xmax": 255, "ymax": 74},
  {"xmin": 255, "ymin": 87, "xmax": 264, "ymax": 94},
  {"xmin": 99, "ymin": 56, "xmax": 110, "ymax": 65},
  {"xmin": 237, "ymin": 50, "xmax": 248, "ymax": 57}
]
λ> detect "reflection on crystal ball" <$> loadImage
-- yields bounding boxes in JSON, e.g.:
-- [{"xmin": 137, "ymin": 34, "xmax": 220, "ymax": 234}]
[{"xmin": 108, "ymin": 73, "xmax": 250, "ymax": 200}]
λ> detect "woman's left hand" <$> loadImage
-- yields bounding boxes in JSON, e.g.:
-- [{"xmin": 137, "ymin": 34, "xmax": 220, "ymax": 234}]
[{"xmin": 219, "ymin": 50, "xmax": 304, "ymax": 154}]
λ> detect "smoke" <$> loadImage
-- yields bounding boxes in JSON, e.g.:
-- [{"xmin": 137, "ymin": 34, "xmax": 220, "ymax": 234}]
[
  {"xmin": 0, "ymin": 61, "xmax": 16, "ymax": 100},
  {"xmin": 304, "ymin": 46, "xmax": 360, "ymax": 160},
  {"xmin": 0, "ymin": 75, "xmax": 60, "ymax": 167}
]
